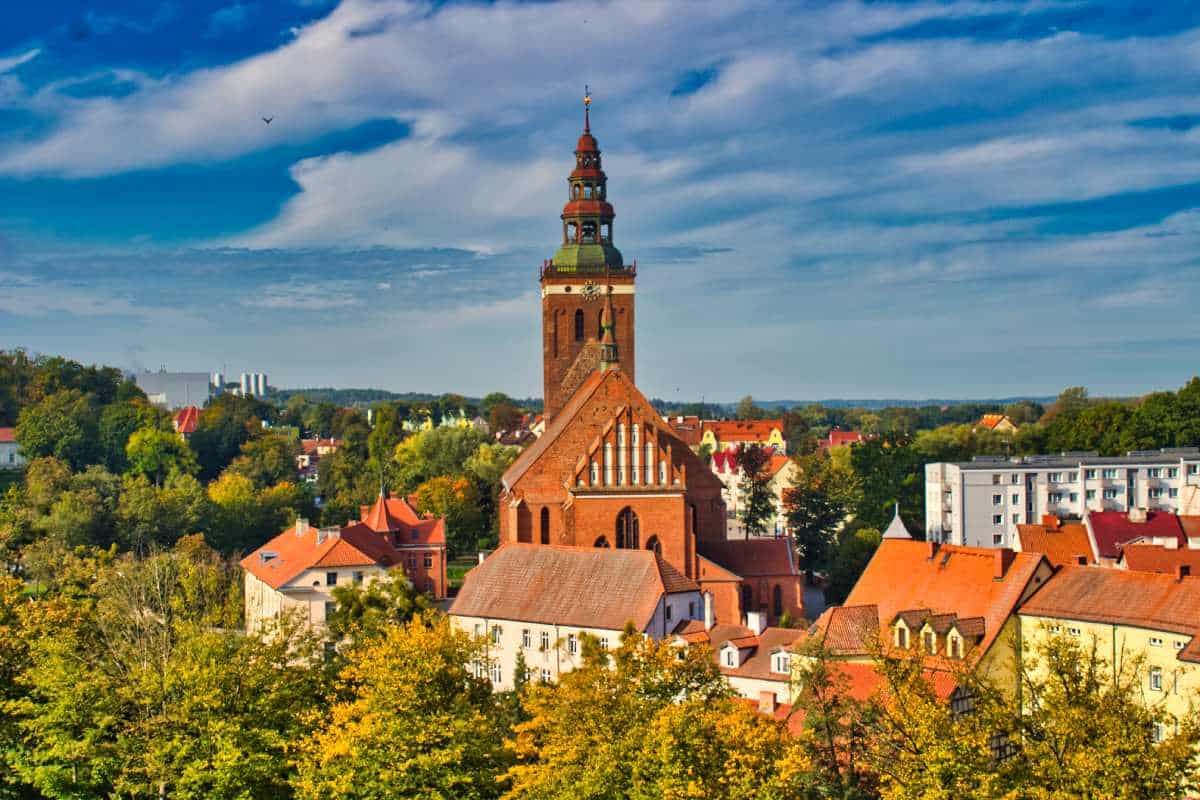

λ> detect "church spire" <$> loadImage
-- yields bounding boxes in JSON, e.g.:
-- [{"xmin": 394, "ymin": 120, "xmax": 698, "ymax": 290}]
[
  {"xmin": 549, "ymin": 88, "xmax": 624, "ymax": 273},
  {"xmin": 600, "ymin": 284, "xmax": 619, "ymax": 371}
]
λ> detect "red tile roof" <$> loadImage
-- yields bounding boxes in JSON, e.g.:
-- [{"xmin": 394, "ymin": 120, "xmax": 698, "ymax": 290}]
[
  {"xmin": 1019, "ymin": 566, "xmax": 1200, "ymax": 661},
  {"xmin": 240, "ymin": 521, "xmax": 399, "ymax": 590},
  {"xmin": 1119, "ymin": 544, "xmax": 1200, "ymax": 576},
  {"xmin": 843, "ymin": 540, "xmax": 1048, "ymax": 662},
  {"xmin": 358, "ymin": 493, "xmax": 445, "ymax": 545},
  {"xmin": 0, "ymin": 427, "xmax": 15, "ymax": 444},
  {"xmin": 449, "ymin": 544, "xmax": 697, "ymax": 630},
  {"xmin": 664, "ymin": 415, "xmax": 703, "ymax": 447},
  {"xmin": 822, "ymin": 429, "xmax": 864, "ymax": 449},
  {"xmin": 704, "ymin": 625, "xmax": 805, "ymax": 681},
  {"xmin": 1180, "ymin": 516, "xmax": 1200, "ymax": 540},
  {"xmin": 809, "ymin": 605, "xmax": 879, "ymax": 656},
  {"xmin": 976, "ymin": 414, "xmax": 1014, "ymax": 431},
  {"xmin": 698, "ymin": 538, "xmax": 799, "ymax": 578},
  {"xmin": 1088, "ymin": 510, "xmax": 1185, "ymax": 559},
  {"xmin": 702, "ymin": 419, "xmax": 783, "ymax": 443},
  {"xmin": 1016, "ymin": 521, "xmax": 1095, "ymax": 567},
  {"xmin": 172, "ymin": 406, "xmax": 200, "ymax": 435},
  {"xmin": 300, "ymin": 438, "xmax": 341, "ymax": 455}
]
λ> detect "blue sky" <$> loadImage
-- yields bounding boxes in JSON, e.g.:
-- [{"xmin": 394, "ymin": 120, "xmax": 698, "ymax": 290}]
[{"xmin": 2, "ymin": 0, "xmax": 1200, "ymax": 401}]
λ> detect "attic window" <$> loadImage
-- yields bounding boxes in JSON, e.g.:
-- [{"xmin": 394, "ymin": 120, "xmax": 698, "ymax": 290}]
[
  {"xmin": 923, "ymin": 631, "xmax": 936, "ymax": 655},
  {"xmin": 895, "ymin": 626, "xmax": 909, "ymax": 649},
  {"xmin": 771, "ymin": 652, "xmax": 791, "ymax": 674},
  {"xmin": 949, "ymin": 636, "xmax": 962, "ymax": 659},
  {"xmin": 259, "ymin": 551, "xmax": 277, "ymax": 563},
  {"xmin": 723, "ymin": 647, "xmax": 737, "ymax": 668}
]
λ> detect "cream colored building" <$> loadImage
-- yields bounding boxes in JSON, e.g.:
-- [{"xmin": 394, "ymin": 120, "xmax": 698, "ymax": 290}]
[
  {"xmin": 1016, "ymin": 565, "xmax": 1200, "ymax": 739},
  {"xmin": 712, "ymin": 452, "xmax": 797, "ymax": 538},
  {"xmin": 448, "ymin": 543, "xmax": 702, "ymax": 691}
]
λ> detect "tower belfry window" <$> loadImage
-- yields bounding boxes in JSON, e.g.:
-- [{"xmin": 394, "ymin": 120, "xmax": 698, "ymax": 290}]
[{"xmin": 582, "ymin": 221, "xmax": 597, "ymax": 242}]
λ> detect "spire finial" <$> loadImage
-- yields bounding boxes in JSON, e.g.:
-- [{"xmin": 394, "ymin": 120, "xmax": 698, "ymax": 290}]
[
  {"xmin": 599, "ymin": 268, "xmax": 619, "ymax": 371},
  {"xmin": 583, "ymin": 85, "xmax": 591, "ymax": 133}
]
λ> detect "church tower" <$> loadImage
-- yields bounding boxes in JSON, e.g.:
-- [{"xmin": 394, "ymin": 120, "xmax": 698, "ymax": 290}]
[{"xmin": 540, "ymin": 91, "xmax": 635, "ymax": 420}]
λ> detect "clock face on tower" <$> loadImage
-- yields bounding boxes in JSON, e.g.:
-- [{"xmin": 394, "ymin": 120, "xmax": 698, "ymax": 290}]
[{"xmin": 581, "ymin": 281, "xmax": 602, "ymax": 302}]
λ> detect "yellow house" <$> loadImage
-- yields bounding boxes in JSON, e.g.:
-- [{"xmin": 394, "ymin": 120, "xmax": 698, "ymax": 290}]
[
  {"xmin": 700, "ymin": 419, "xmax": 787, "ymax": 454},
  {"xmin": 1017, "ymin": 565, "xmax": 1200, "ymax": 739}
]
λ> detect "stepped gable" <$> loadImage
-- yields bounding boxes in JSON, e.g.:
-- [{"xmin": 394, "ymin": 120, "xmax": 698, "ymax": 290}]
[
  {"xmin": 450, "ymin": 543, "xmax": 696, "ymax": 630},
  {"xmin": 843, "ymin": 539, "xmax": 1050, "ymax": 661},
  {"xmin": 501, "ymin": 367, "xmax": 720, "ymax": 498}
]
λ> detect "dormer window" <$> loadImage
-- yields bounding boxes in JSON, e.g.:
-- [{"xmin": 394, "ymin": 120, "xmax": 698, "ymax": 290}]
[
  {"xmin": 895, "ymin": 625, "xmax": 909, "ymax": 649},
  {"xmin": 722, "ymin": 646, "xmax": 738, "ymax": 668},
  {"xmin": 771, "ymin": 652, "xmax": 791, "ymax": 674},
  {"xmin": 949, "ymin": 635, "xmax": 963, "ymax": 659},
  {"xmin": 923, "ymin": 631, "xmax": 936, "ymax": 655}
]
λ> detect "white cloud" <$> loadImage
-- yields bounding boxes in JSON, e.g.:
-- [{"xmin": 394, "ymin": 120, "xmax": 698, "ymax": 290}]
[{"xmin": 0, "ymin": 49, "xmax": 40, "ymax": 74}]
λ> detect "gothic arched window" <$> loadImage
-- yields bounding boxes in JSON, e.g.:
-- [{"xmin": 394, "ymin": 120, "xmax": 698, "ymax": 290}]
[
  {"xmin": 616, "ymin": 507, "xmax": 639, "ymax": 550},
  {"xmin": 574, "ymin": 309, "xmax": 584, "ymax": 342},
  {"xmin": 741, "ymin": 584, "xmax": 754, "ymax": 614},
  {"xmin": 646, "ymin": 535, "xmax": 661, "ymax": 556},
  {"xmin": 540, "ymin": 507, "xmax": 550, "ymax": 545}
]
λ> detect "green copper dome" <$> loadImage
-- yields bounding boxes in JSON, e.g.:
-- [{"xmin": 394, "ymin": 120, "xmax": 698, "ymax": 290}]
[{"xmin": 551, "ymin": 242, "xmax": 624, "ymax": 272}]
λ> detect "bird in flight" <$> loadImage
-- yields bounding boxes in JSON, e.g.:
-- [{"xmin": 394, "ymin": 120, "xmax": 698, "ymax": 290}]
[{"xmin": 262, "ymin": 116, "xmax": 273, "ymax": 125}]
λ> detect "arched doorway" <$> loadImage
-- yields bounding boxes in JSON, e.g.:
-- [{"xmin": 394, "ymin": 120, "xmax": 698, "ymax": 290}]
[
  {"xmin": 540, "ymin": 507, "xmax": 550, "ymax": 545},
  {"xmin": 645, "ymin": 535, "xmax": 661, "ymax": 556},
  {"xmin": 616, "ymin": 507, "xmax": 639, "ymax": 549}
]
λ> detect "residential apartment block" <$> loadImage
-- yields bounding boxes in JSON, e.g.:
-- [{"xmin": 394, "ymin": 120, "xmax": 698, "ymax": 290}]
[{"xmin": 925, "ymin": 448, "xmax": 1200, "ymax": 548}]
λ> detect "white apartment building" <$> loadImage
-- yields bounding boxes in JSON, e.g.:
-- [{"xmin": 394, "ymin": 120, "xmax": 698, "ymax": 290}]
[{"xmin": 926, "ymin": 448, "xmax": 1200, "ymax": 549}]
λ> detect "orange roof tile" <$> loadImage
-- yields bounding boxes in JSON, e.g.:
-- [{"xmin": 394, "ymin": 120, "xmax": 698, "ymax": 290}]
[
  {"xmin": 810, "ymin": 605, "xmax": 879, "ymax": 656},
  {"xmin": 1179, "ymin": 516, "xmax": 1200, "ymax": 539},
  {"xmin": 843, "ymin": 539, "xmax": 1048, "ymax": 662},
  {"xmin": 1016, "ymin": 521, "xmax": 1095, "ymax": 567},
  {"xmin": 449, "ymin": 544, "xmax": 696, "ymax": 630},
  {"xmin": 1121, "ymin": 544, "xmax": 1200, "ymax": 575},
  {"xmin": 172, "ymin": 406, "xmax": 200, "ymax": 435},
  {"xmin": 0, "ymin": 427, "xmax": 15, "ymax": 444},
  {"xmin": 1020, "ymin": 566, "xmax": 1200, "ymax": 661},
  {"xmin": 976, "ymin": 413, "xmax": 1010, "ymax": 430},
  {"xmin": 358, "ymin": 493, "xmax": 446, "ymax": 545},
  {"xmin": 240, "ymin": 521, "xmax": 397, "ymax": 590},
  {"xmin": 698, "ymin": 538, "xmax": 799, "ymax": 578},
  {"xmin": 702, "ymin": 419, "xmax": 783, "ymax": 442}
]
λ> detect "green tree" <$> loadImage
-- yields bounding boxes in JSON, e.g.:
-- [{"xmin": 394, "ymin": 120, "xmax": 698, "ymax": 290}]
[
  {"xmin": 325, "ymin": 568, "xmax": 431, "ymax": 642},
  {"xmin": 784, "ymin": 451, "xmax": 858, "ymax": 573},
  {"xmin": 293, "ymin": 614, "xmax": 509, "ymax": 800},
  {"xmin": 393, "ymin": 427, "xmax": 491, "ymax": 493},
  {"xmin": 189, "ymin": 394, "xmax": 274, "ymax": 480},
  {"xmin": 115, "ymin": 472, "xmax": 209, "ymax": 554},
  {"xmin": 736, "ymin": 443, "xmax": 775, "ymax": 538},
  {"xmin": 125, "ymin": 427, "xmax": 200, "ymax": 486},
  {"xmin": 412, "ymin": 475, "xmax": 484, "ymax": 556},
  {"xmin": 97, "ymin": 401, "xmax": 166, "ymax": 472},
  {"xmin": 227, "ymin": 432, "xmax": 300, "ymax": 488},
  {"xmin": 848, "ymin": 438, "xmax": 922, "ymax": 533},
  {"xmin": 14, "ymin": 389, "xmax": 98, "ymax": 470},
  {"xmin": 825, "ymin": 526, "xmax": 881, "ymax": 605},
  {"xmin": 735, "ymin": 395, "xmax": 766, "ymax": 420}
]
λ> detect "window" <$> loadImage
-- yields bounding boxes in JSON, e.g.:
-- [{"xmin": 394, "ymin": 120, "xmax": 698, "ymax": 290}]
[
  {"xmin": 1011, "ymin": 473, "xmax": 1020, "ymax": 484},
  {"xmin": 923, "ymin": 631, "xmax": 936, "ymax": 655},
  {"xmin": 1103, "ymin": 488, "xmax": 1119, "ymax": 500},
  {"xmin": 1048, "ymin": 624, "xmax": 1061, "ymax": 633},
  {"xmin": 1069, "ymin": 493, "xmax": 1078, "ymax": 503},
  {"xmin": 772, "ymin": 652, "xmax": 791, "ymax": 674},
  {"xmin": 1189, "ymin": 464, "xmax": 1199, "ymax": 476},
  {"xmin": 1150, "ymin": 667, "xmax": 1163, "ymax": 692},
  {"xmin": 1049, "ymin": 492, "xmax": 1063, "ymax": 504},
  {"xmin": 616, "ymin": 507, "xmax": 639, "ymax": 549},
  {"xmin": 1011, "ymin": 494, "xmax": 1019, "ymax": 504},
  {"xmin": 688, "ymin": 601, "xmax": 696, "ymax": 617},
  {"xmin": 406, "ymin": 554, "xmax": 416, "ymax": 570},
  {"xmin": 895, "ymin": 626, "xmax": 908, "ymax": 649},
  {"xmin": 567, "ymin": 634, "xmax": 578, "ymax": 655},
  {"xmin": 1176, "ymin": 640, "xmax": 1186, "ymax": 650},
  {"xmin": 522, "ymin": 629, "xmax": 531, "ymax": 649},
  {"xmin": 1169, "ymin": 488, "xmax": 1179, "ymax": 499},
  {"xmin": 992, "ymin": 514, "xmax": 1003, "ymax": 525},
  {"xmin": 489, "ymin": 663, "xmax": 503, "ymax": 684},
  {"xmin": 992, "ymin": 494, "xmax": 1002, "ymax": 506},
  {"xmin": 1086, "ymin": 489, "xmax": 1096, "ymax": 500},
  {"xmin": 949, "ymin": 636, "xmax": 962, "ymax": 659},
  {"xmin": 723, "ymin": 647, "xmax": 737, "ymax": 667},
  {"xmin": 573, "ymin": 309, "xmax": 584, "ymax": 341},
  {"xmin": 325, "ymin": 571, "xmax": 338, "ymax": 586},
  {"xmin": 1148, "ymin": 468, "xmax": 1162, "ymax": 478},
  {"xmin": 352, "ymin": 570, "xmax": 364, "ymax": 584},
  {"xmin": 1011, "ymin": 514, "xmax": 1020, "ymax": 525},
  {"xmin": 540, "ymin": 507, "xmax": 550, "ymax": 545},
  {"xmin": 490, "ymin": 625, "xmax": 502, "ymax": 645},
  {"xmin": 1048, "ymin": 472, "xmax": 1062, "ymax": 483},
  {"xmin": 474, "ymin": 623, "xmax": 483, "ymax": 637},
  {"xmin": 1085, "ymin": 469, "xmax": 1097, "ymax": 479},
  {"xmin": 599, "ymin": 637, "xmax": 609, "ymax": 650},
  {"xmin": 540, "ymin": 668, "xmax": 551, "ymax": 683},
  {"xmin": 1150, "ymin": 488, "xmax": 1164, "ymax": 500},
  {"xmin": 1150, "ymin": 637, "xmax": 1163, "ymax": 647},
  {"xmin": 1067, "ymin": 627, "xmax": 1081, "ymax": 637},
  {"xmin": 540, "ymin": 631, "xmax": 550, "ymax": 651},
  {"xmin": 992, "ymin": 474, "xmax": 1001, "ymax": 485},
  {"xmin": 665, "ymin": 604, "xmax": 673, "ymax": 621},
  {"xmin": 1103, "ymin": 468, "xmax": 1118, "ymax": 479},
  {"xmin": 324, "ymin": 601, "xmax": 336, "ymax": 619},
  {"xmin": 1068, "ymin": 472, "xmax": 1078, "ymax": 482},
  {"xmin": 773, "ymin": 585, "xmax": 784, "ymax": 617},
  {"xmin": 1167, "ymin": 467, "xmax": 1179, "ymax": 478},
  {"xmin": 1151, "ymin": 721, "xmax": 1167, "ymax": 744},
  {"xmin": 423, "ymin": 552, "xmax": 433, "ymax": 568}
]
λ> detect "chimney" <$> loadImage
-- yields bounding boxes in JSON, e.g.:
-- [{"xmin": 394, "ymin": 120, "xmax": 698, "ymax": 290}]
[
  {"xmin": 703, "ymin": 591, "xmax": 716, "ymax": 631},
  {"xmin": 295, "ymin": 518, "xmax": 309, "ymax": 537},
  {"xmin": 1042, "ymin": 514, "xmax": 1059, "ymax": 531},
  {"xmin": 757, "ymin": 690, "xmax": 777, "ymax": 715},
  {"xmin": 994, "ymin": 548, "xmax": 1015, "ymax": 580},
  {"xmin": 1074, "ymin": 554, "xmax": 1088, "ymax": 566},
  {"xmin": 927, "ymin": 541, "xmax": 939, "ymax": 560},
  {"xmin": 1178, "ymin": 564, "xmax": 1191, "ymax": 581},
  {"xmin": 746, "ymin": 610, "xmax": 766, "ymax": 636}
]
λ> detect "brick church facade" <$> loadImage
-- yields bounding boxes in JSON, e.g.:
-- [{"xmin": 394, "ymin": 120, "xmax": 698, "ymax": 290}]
[{"xmin": 496, "ymin": 95, "xmax": 803, "ymax": 626}]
